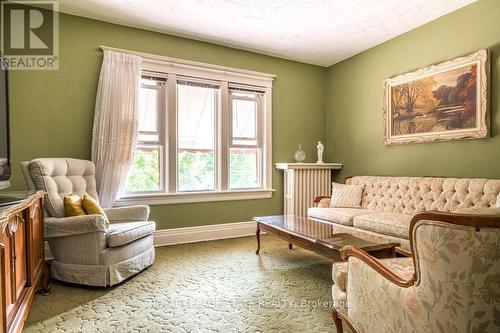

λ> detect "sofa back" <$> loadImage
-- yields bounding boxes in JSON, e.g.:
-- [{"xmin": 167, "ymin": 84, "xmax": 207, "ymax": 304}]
[{"xmin": 346, "ymin": 176, "xmax": 500, "ymax": 215}]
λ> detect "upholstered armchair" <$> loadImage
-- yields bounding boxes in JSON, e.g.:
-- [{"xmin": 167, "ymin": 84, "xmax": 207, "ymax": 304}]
[
  {"xmin": 21, "ymin": 158, "xmax": 156, "ymax": 286},
  {"xmin": 332, "ymin": 210, "xmax": 500, "ymax": 333}
]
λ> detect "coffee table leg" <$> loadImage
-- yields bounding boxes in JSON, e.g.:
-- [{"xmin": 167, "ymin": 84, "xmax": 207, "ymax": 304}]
[
  {"xmin": 255, "ymin": 224, "xmax": 261, "ymax": 255},
  {"xmin": 288, "ymin": 243, "xmax": 293, "ymax": 250}
]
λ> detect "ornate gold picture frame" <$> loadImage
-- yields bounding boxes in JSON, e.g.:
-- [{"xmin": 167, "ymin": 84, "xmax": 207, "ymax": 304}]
[{"xmin": 383, "ymin": 49, "xmax": 489, "ymax": 145}]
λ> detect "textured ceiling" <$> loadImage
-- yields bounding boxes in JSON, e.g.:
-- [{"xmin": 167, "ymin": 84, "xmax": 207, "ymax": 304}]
[{"xmin": 58, "ymin": 0, "xmax": 475, "ymax": 66}]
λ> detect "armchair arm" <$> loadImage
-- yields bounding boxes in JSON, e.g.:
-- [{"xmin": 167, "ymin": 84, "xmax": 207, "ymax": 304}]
[
  {"xmin": 104, "ymin": 205, "xmax": 150, "ymax": 222},
  {"xmin": 340, "ymin": 246, "xmax": 415, "ymax": 288},
  {"xmin": 45, "ymin": 214, "xmax": 108, "ymax": 238},
  {"xmin": 313, "ymin": 196, "xmax": 331, "ymax": 207}
]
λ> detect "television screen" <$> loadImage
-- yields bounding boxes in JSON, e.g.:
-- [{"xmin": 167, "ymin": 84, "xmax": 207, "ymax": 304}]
[{"xmin": 0, "ymin": 66, "xmax": 10, "ymax": 189}]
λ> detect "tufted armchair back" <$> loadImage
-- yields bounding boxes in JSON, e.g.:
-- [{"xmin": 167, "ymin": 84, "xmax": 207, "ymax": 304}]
[
  {"xmin": 346, "ymin": 176, "xmax": 500, "ymax": 215},
  {"xmin": 22, "ymin": 158, "xmax": 99, "ymax": 218}
]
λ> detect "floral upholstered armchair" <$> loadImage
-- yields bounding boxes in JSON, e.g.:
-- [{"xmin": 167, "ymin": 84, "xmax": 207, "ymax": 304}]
[{"xmin": 332, "ymin": 210, "xmax": 500, "ymax": 333}]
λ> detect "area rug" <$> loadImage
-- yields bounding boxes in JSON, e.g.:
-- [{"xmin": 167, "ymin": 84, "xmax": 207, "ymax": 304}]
[{"xmin": 24, "ymin": 235, "xmax": 335, "ymax": 332}]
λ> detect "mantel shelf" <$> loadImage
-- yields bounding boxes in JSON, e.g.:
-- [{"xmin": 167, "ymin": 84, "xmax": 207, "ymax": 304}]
[{"xmin": 275, "ymin": 162, "xmax": 343, "ymax": 170}]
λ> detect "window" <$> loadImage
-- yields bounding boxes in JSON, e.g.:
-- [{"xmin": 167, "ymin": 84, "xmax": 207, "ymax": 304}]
[
  {"xmin": 125, "ymin": 76, "xmax": 165, "ymax": 193},
  {"xmin": 229, "ymin": 89, "xmax": 262, "ymax": 189},
  {"xmin": 177, "ymin": 80, "xmax": 218, "ymax": 192},
  {"xmin": 120, "ymin": 55, "xmax": 274, "ymax": 205}
]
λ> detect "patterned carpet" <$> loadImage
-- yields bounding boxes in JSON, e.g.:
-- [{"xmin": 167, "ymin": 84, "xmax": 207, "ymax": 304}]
[{"xmin": 24, "ymin": 235, "xmax": 336, "ymax": 332}]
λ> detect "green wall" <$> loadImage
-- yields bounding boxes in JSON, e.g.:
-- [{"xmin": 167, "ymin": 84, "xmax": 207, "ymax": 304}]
[
  {"xmin": 326, "ymin": 0, "xmax": 500, "ymax": 181},
  {"xmin": 5, "ymin": 13, "xmax": 327, "ymax": 229},
  {"xmin": 6, "ymin": 0, "xmax": 499, "ymax": 230}
]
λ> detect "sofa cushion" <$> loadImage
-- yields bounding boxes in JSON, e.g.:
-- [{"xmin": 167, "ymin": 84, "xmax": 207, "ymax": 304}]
[
  {"xmin": 308, "ymin": 207, "xmax": 372, "ymax": 226},
  {"xmin": 455, "ymin": 207, "xmax": 500, "ymax": 215},
  {"xmin": 63, "ymin": 194, "xmax": 86, "ymax": 217},
  {"xmin": 353, "ymin": 212, "xmax": 412, "ymax": 239},
  {"xmin": 330, "ymin": 182, "xmax": 364, "ymax": 208},
  {"xmin": 332, "ymin": 261, "xmax": 349, "ymax": 290},
  {"xmin": 332, "ymin": 285, "xmax": 347, "ymax": 314},
  {"xmin": 330, "ymin": 223, "xmax": 411, "ymax": 252},
  {"xmin": 83, "ymin": 194, "xmax": 110, "ymax": 226},
  {"xmin": 106, "ymin": 221, "xmax": 156, "ymax": 248},
  {"xmin": 332, "ymin": 257, "xmax": 414, "ymax": 292}
]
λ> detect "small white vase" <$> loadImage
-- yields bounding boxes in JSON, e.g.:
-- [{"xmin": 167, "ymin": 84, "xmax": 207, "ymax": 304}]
[{"xmin": 294, "ymin": 145, "xmax": 306, "ymax": 162}]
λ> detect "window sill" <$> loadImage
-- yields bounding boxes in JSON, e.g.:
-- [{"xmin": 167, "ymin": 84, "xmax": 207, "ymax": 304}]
[{"xmin": 114, "ymin": 189, "xmax": 275, "ymax": 206}]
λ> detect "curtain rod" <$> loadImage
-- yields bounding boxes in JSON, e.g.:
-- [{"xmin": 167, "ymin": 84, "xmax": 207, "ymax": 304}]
[{"xmin": 98, "ymin": 45, "xmax": 276, "ymax": 81}]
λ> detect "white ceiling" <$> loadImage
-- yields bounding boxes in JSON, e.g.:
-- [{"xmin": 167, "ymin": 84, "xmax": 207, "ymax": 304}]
[{"xmin": 58, "ymin": 0, "xmax": 475, "ymax": 66}]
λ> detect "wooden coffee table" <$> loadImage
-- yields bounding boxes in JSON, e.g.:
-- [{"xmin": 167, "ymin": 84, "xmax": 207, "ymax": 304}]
[{"xmin": 254, "ymin": 215, "xmax": 399, "ymax": 261}]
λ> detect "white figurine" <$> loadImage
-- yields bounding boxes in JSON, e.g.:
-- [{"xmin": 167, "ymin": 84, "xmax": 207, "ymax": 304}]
[{"xmin": 316, "ymin": 141, "xmax": 324, "ymax": 164}]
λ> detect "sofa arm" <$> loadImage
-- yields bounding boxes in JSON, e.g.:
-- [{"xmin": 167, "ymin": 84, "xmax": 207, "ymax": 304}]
[
  {"xmin": 45, "ymin": 215, "xmax": 108, "ymax": 238},
  {"xmin": 313, "ymin": 196, "xmax": 331, "ymax": 208},
  {"xmin": 104, "ymin": 205, "xmax": 150, "ymax": 222}
]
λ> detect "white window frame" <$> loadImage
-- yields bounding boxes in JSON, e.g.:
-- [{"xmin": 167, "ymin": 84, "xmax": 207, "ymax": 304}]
[
  {"xmin": 124, "ymin": 75, "xmax": 166, "ymax": 195},
  {"xmin": 108, "ymin": 46, "xmax": 275, "ymax": 206},
  {"xmin": 228, "ymin": 88, "xmax": 264, "ymax": 190},
  {"xmin": 176, "ymin": 77, "xmax": 220, "ymax": 193}
]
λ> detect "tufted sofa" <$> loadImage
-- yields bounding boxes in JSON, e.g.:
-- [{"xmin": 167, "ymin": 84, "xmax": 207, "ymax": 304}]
[
  {"xmin": 21, "ymin": 158, "xmax": 156, "ymax": 286},
  {"xmin": 308, "ymin": 176, "xmax": 500, "ymax": 252}
]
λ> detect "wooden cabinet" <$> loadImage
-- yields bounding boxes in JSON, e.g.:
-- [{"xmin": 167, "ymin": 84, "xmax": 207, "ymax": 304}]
[{"xmin": 0, "ymin": 192, "xmax": 49, "ymax": 333}]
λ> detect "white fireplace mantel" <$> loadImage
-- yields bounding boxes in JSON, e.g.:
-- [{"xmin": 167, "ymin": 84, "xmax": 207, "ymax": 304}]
[
  {"xmin": 275, "ymin": 162, "xmax": 343, "ymax": 217},
  {"xmin": 275, "ymin": 163, "xmax": 343, "ymax": 170}
]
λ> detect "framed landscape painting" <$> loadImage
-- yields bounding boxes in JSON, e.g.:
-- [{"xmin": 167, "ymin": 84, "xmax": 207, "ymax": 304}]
[{"xmin": 383, "ymin": 49, "xmax": 489, "ymax": 145}]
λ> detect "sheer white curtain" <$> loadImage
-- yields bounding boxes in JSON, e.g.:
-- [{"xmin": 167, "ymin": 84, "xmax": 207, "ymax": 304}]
[{"xmin": 92, "ymin": 50, "xmax": 142, "ymax": 208}]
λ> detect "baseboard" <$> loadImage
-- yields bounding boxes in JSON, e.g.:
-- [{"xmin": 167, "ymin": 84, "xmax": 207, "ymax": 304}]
[
  {"xmin": 44, "ymin": 221, "xmax": 258, "ymax": 259},
  {"xmin": 154, "ymin": 221, "xmax": 257, "ymax": 246}
]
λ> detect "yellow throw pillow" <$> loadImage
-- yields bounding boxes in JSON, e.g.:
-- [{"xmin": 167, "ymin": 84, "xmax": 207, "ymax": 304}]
[
  {"xmin": 82, "ymin": 195, "xmax": 109, "ymax": 225},
  {"xmin": 64, "ymin": 194, "xmax": 86, "ymax": 217}
]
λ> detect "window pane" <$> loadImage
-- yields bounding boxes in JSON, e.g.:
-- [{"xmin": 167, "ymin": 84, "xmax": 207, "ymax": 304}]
[
  {"xmin": 125, "ymin": 146, "xmax": 161, "ymax": 192},
  {"xmin": 139, "ymin": 87, "xmax": 159, "ymax": 132},
  {"xmin": 177, "ymin": 83, "xmax": 217, "ymax": 191},
  {"xmin": 232, "ymin": 138, "xmax": 258, "ymax": 146},
  {"xmin": 138, "ymin": 133, "xmax": 159, "ymax": 143},
  {"xmin": 231, "ymin": 91, "xmax": 257, "ymax": 98},
  {"xmin": 141, "ymin": 77, "xmax": 164, "ymax": 86},
  {"xmin": 232, "ymin": 99, "xmax": 257, "ymax": 139},
  {"xmin": 230, "ymin": 148, "xmax": 260, "ymax": 189}
]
